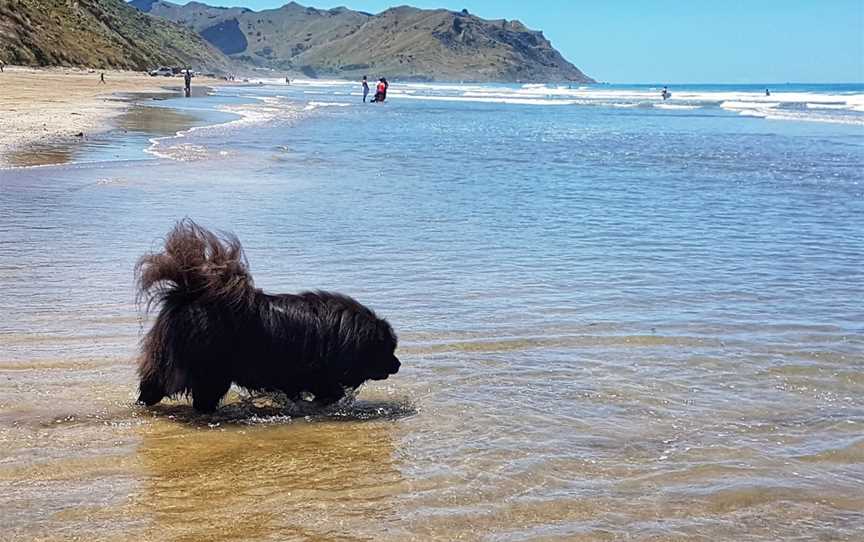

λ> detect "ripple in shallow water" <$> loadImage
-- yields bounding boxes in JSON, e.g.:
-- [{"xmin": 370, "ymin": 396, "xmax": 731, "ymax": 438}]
[
  {"xmin": 138, "ymin": 391, "xmax": 418, "ymax": 426},
  {"xmin": 1, "ymin": 83, "xmax": 863, "ymax": 540}
]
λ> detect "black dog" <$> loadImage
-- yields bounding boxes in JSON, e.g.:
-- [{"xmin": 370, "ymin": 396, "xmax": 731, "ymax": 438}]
[{"xmin": 135, "ymin": 220, "xmax": 401, "ymax": 412}]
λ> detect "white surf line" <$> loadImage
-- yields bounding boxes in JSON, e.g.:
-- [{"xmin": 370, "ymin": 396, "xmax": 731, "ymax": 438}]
[
  {"xmin": 146, "ymin": 95, "xmax": 301, "ymax": 160},
  {"xmin": 387, "ymin": 94, "xmax": 577, "ymax": 106}
]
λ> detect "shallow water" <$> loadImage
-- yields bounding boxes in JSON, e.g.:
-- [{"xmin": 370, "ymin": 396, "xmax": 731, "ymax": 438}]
[{"xmin": 1, "ymin": 81, "xmax": 863, "ymax": 541}]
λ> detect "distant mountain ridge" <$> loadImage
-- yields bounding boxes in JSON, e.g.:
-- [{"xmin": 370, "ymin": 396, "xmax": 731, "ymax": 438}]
[
  {"xmin": 0, "ymin": 0, "xmax": 231, "ymax": 71},
  {"xmin": 130, "ymin": 0, "xmax": 594, "ymax": 83}
]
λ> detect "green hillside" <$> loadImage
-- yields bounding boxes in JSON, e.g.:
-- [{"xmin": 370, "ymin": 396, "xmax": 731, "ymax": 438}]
[{"xmin": 0, "ymin": 0, "xmax": 230, "ymax": 72}]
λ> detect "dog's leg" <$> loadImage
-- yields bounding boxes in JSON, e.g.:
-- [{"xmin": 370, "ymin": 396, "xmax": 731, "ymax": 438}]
[
  {"xmin": 310, "ymin": 381, "xmax": 348, "ymax": 406},
  {"xmin": 137, "ymin": 377, "xmax": 166, "ymax": 406},
  {"xmin": 191, "ymin": 377, "xmax": 231, "ymax": 413}
]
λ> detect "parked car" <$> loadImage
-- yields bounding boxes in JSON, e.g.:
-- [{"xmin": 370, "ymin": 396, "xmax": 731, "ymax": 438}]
[{"xmin": 149, "ymin": 67, "xmax": 173, "ymax": 77}]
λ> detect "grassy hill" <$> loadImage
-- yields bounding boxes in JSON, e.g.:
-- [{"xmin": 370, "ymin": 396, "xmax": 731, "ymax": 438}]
[
  {"xmin": 0, "ymin": 0, "xmax": 231, "ymax": 72},
  {"xmin": 133, "ymin": 1, "xmax": 594, "ymax": 82}
]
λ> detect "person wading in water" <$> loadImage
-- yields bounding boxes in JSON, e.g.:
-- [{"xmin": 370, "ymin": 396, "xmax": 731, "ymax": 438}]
[
  {"xmin": 371, "ymin": 78, "xmax": 387, "ymax": 103},
  {"xmin": 362, "ymin": 75, "xmax": 370, "ymax": 103}
]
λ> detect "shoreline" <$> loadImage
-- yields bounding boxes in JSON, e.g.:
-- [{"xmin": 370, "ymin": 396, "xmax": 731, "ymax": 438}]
[{"xmin": 0, "ymin": 66, "xmax": 229, "ymax": 167}]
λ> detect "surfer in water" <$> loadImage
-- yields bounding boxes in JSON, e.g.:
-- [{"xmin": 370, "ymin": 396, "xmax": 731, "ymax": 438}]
[{"xmin": 362, "ymin": 75, "xmax": 370, "ymax": 103}]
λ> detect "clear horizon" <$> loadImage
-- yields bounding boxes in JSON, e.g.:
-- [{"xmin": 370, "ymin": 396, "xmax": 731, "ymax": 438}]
[{"xmin": 152, "ymin": 0, "xmax": 864, "ymax": 84}]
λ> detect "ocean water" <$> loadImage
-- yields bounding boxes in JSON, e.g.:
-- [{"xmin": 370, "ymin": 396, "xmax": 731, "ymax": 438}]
[{"xmin": 1, "ymin": 80, "xmax": 863, "ymax": 541}]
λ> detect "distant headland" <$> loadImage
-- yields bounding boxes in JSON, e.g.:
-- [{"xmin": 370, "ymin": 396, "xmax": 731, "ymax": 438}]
[{"xmin": 0, "ymin": 0, "xmax": 594, "ymax": 83}]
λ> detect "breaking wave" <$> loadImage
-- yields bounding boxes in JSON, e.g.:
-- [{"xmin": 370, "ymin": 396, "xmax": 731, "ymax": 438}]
[{"xmin": 142, "ymin": 80, "xmax": 864, "ymax": 164}]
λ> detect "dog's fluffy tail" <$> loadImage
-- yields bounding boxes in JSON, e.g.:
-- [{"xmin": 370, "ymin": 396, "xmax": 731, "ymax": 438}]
[{"xmin": 136, "ymin": 219, "xmax": 254, "ymax": 313}]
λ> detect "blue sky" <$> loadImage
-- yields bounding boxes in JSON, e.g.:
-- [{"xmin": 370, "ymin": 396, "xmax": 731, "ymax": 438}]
[{"xmin": 167, "ymin": 1, "xmax": 864, "ymax": 83}]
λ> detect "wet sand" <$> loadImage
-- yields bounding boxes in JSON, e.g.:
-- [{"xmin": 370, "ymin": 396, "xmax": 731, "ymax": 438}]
[
  {"xmin": 0, "ymin": 103, "xmax": 211, "ymax": 168},
  {"xmin": 0, "ymin": 66, "xmax": 224, "ymax": 166}
]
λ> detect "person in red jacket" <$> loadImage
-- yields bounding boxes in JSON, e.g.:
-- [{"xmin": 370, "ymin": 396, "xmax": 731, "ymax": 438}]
[{"xmin": 372, "ymin": 78, "xmax": 388, "ymax": 103}]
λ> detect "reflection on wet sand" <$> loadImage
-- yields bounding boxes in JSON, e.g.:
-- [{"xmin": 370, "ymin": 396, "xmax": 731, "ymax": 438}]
[
  {"xmin": 1, "ymin": 101, "xmax": 202, "ymax": 168},
  {"xmin": 0, "ymin": 380, "xmax": 413, "ymax": 542},
  {"xmin": 132, "ymin": 415, "xmax": 406, "ymax": 541},
  {"xmin": 3, "ymin": 142, "xmax": 77, "ymax": 168},
  {"xmin": 116, "ymin": 104, "xmax": 202, "ymax": 137}
]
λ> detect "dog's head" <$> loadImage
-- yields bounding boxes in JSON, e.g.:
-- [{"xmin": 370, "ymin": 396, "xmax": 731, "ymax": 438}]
[
  {"xmin": 284, "ymin": 293, "xmax": 402, "ymax": 407},
  {"xmin": 302, "ymin": 317, "xmax": 399, "ymax": 407},
  {"xmin": 339, "ymin": 316, "xmax": 400, "ymax": 390},
  {"xmin": 367, "ymin": 318, "xmax": 401, "ymax": 381},
  {"xmin": 356, "ymin": 317, "xmax": 400, "ymax": 383}
]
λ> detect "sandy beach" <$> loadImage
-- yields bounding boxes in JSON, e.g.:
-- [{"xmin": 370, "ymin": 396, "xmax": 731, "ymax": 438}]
[{"xmin": 0, "ymin": 66, "xmax": 225, "ymax": 165}]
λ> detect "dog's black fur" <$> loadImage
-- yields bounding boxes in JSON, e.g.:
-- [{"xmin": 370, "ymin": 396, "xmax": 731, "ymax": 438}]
[{"xmin": 135, "ymin": 220, "xmax": 401, "ymax": 412}]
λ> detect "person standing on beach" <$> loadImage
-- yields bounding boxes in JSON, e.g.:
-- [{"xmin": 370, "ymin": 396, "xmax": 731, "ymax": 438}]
[
  {"xmin": 100, "ymin": 72, "xmax": 106, "ymax": 84},
  {"xmin": 184, "ymin": 69, "xmax": 192, "ymax": 98},
  {"xmin": 362, "ymin": 75, "xmax": 370, "ymax": 103}
]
